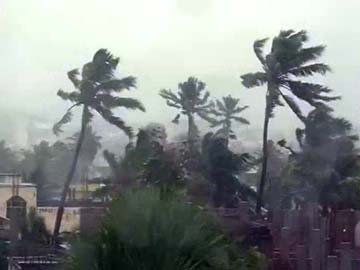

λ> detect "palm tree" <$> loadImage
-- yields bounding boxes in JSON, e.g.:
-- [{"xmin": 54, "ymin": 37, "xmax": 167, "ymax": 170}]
[
  {"xmin": 209, "ymin": 95, "xmax": 249, "ymax": 141},
  {"xmin": 240, "ymin": 30, "xmax": 339, "ymax": 213},
  {"xmin": 160, "ymin": 77, "xmax": 213, "ymax": 155},
  {"xmin": 52, "ymin": 49, "xmax": 145, "ymax": 240}
]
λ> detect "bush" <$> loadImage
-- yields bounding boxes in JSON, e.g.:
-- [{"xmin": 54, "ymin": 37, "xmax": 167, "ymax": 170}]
[{"xmin": 67, "ymin": 188, "xmax": 264, "ymax": 270}]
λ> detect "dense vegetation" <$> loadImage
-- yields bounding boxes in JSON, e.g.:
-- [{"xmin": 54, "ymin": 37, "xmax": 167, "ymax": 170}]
[{"xmin": 2, "ymin": 28, "xmax": 360, "ymax": 269}]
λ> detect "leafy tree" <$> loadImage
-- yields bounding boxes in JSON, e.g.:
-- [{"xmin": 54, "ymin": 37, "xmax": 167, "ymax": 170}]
[
  {"xmin": 67, "ymin": 188, "xmax": 263, "ymax": 270},
  {"xmin": 278, "ymin": 108, "xmax": 360, "ymax": 211},
  {"xmin": 21, "ymin": 141, "xmax": 52, "ymax": 200},
  {"xmin": 52, "ymin": 49, "xmax": 145, "ymax": 240},
  {"xmin": 241, "ymin": 30, "xmax": 339, "ymax": 213},
  {"xmin": 104, "ymin": 123, "xmax": 183, "ymax": 194},
  {"xmin": 160, "ymin": 77, "xmax": 213, "ymax": 155},
  {"xmin": 201, "ymin": 132, "xmax": 256, "ymax": 207},
  {"xmin": 209, "ymin": 95, "xmax": 249, "ymax": 141}
]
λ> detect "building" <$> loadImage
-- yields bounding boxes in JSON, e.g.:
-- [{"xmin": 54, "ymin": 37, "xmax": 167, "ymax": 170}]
[
  {"xmin": 0, "ymin": 173, "xmax": 36, "ymax": 220},
  {"xmin": 0, "ymin": 173, "xmax": 106, "ymax": 237}
]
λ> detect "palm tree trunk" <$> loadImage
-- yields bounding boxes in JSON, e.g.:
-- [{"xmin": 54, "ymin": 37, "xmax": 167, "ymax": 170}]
[
  {"xmin": 256, "ymin": 99, "xmax": 270, "ymax": 214},
  {"xmin": 53, "ymin": 106, "xmax": 87, "ymax": 242},
  {"xmin": 187, "ymin": 113, "xmax": 197, "ymax": 155}
]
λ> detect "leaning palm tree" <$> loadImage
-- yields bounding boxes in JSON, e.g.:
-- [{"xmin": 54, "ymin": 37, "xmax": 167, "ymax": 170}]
[
  {"xmin": 209, "ymin": 95, "xmax": 249, "ymax": 140},
  {"xmin": 160, "ymin": 77, "xmax": 213, "ymax": 155},
  {"xmin": 52, "ymin": 49, "xmax": 145, "ymax": 240},
  {"xmin": 240, "ymin": 30, "xmax": 339, "ymax": 213}
]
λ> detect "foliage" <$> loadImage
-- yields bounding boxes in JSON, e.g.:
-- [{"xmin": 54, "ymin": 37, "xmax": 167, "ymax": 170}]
[
  {"xmin": 19, "ymin": 128, "xmax": 102, "ymax": 200},
  {"xmin": 104, "ymin": 123, "xmax": 183, "ymax": 194},
  {"xmin": 278, "ymin": 108, "xmax": 360, "ymax": 210},
  {"xmin": 201, "ymin": 132, "xmax": 256, "ymax": 207},
  {"xmin": 67, "ymin": 188, "xmax": 263, "ymax": 270},
  {"xmin": 240, "ymin": 29, "xmax": 339, "ymax": 212},
  {"xmin": 160, "ymin": 77, "xmax": 214, "ymax": 154},
  {"xmin": 54, "ymin": 49, "xmax": 144, "ymax": 138},
  {"xmin": 241, "ymin": 30, "xmax": 339, "ymax": 120},
  {"xmin": 208, "ymin": 95, "xmax": 249, "ymax": 140}
]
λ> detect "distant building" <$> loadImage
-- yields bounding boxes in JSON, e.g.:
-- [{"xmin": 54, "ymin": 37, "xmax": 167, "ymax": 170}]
[
  {"xmin": 0, "ymin": 173, "xmax": 36, "ymax": 220},
  {"xmin": 0, "ymin": 173, "xmax": 106, "ymax": 237}
]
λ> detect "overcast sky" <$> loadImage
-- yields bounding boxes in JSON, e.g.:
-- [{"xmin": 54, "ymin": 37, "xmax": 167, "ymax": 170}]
[{"xmin": 0, "ymin": 0, "xmax": 360, "ymax": 151}]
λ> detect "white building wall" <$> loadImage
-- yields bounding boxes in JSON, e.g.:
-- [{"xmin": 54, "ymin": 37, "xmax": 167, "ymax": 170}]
[{"xmin": 0, "ymin": 184, "xmax": 37, "ymax": 217}]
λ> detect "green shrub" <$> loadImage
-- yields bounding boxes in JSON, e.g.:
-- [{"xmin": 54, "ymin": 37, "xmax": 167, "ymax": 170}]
[{"xmin": 67, "ymin": 188, "xmax": 264, "ymax": 270}]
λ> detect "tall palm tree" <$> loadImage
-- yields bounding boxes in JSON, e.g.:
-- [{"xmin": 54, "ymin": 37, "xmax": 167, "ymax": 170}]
[
  {"xmin": 160, "ymin": 77, "xmax": 213, "ymax": 155},
  {"xmin": 240, "ymin": 30, "xmax": 339, "ymax": 213},
  {"xmin": 52, "ymin": 49, "xmax": 145, "ymax": 240},
  {"xmin": 209, "ymin": 95, "xmax": 249, "ymax": 141}
]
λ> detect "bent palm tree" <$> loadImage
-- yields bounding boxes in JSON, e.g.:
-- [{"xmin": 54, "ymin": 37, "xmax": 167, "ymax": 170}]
[
  {"xmin": 160, "ymin": 77, "xmax": 213, "ymax": 155},
  {"xmin": 241, "ymin": 30, "xmax": 339, "ymax": 213},
  {"xmin": 209, "ymin": 95, "xmax": 249, "ymax": 141},
  {"xmin": 52, "ymin": 49, "xmax": 145, "ymax": 240}
]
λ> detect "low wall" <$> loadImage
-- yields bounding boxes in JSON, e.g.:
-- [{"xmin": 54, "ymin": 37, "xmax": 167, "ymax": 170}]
[{"xmin": 37, "ymin": 207, "xmax": 80, "ymax": 233}]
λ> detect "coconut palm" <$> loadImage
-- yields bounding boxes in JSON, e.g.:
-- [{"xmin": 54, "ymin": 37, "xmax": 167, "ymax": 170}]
[
  {"xmin": 209, "ymin": 95, "xmax": 249, "ymax": 141},
  {"xmin": 240, "ymin": 30, "xmax": 339, "ymax": 213},
  {"xmin": 160, "ymin": 77, "xmax": 213, "ymax": 155},
  {"xmin": 52, "ymin": 49, "xmax": 145, "ymax": 240}
]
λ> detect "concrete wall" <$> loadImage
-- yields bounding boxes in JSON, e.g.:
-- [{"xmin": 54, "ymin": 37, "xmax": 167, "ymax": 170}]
[
  {"xmin": 37, "ymin": 207, "xmax": 81, "ymax": 233},
  {"xmin": 0, "ymin": 184, "xmax": 36, "ymax": 217}
]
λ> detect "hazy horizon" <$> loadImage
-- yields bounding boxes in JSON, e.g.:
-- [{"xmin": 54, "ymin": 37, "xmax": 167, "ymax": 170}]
[{"xmin": 1, "ymin": 0, "xmax": 359, "ymax": 152}]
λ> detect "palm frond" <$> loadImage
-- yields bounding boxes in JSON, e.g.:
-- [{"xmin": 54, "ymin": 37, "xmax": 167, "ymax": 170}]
[
  {"xmin": 93, "ymin": 48, "xmax": 119, "ymax": 70},
  {"xmin": 289, "ymin": 46, "xmax": 326, "ymax": 67},
  {"xmin": 232, "ymin": 116, "xmax": 250, "ymax": 125},
  {"xmin": 198, "ymin": 91, "xmax": 210, "ymax": 105},
  {"xmin": 233, "ymin": 105, "xmax": 249, "ymax": 114},
  {"xmin": 197, "ymin": 110, "xmax": 217, "ymax": 123},
  {"xmin": 171, "ymin": 114, "xmax": 181, "ymax": 124},
  {"xmin": 284, "ymin": 81, "xmax": 332, "ymax": 94},
  {"xmin": 240, "ymin": 72, "xmax": 267, "ymax": 88},
  {"xmin": 253, "ymin": 38, "xmax": 268, "ymax": 64},
  {"xmin": 53, "ymin": 109, "xmax": 74, "ymax": 136},
  {"xmin": 98, "ymin": 77, "xmax": 137, "ymax": 92},
  {"xmin": 159, "ymin": 89, "xmax": 181, "ymax": 104},
  {"xmin": 286, "ymin": 80, "xmax": 340, "ymax": 107},
  {"xmin": 67, "ymin": 69, "xmax": 81, "ymax": 88},
  {"xmin": 279, "ymin": 29, "xmax": 296, "ymax": 38},
  {"xmin": 166, "ymin": 100, "xmax": 182, "ymax": 109},
  {"xmin": 288, "ymin": 30, "xmax": 308, "ymax": 42},
  {"xmin": 94, "ymin": 105, "xmax": 133, "ymax": 138},
  {"xmin": 280, "ymin": 94, "xmax": 306, "ymax": 122},
  {"xmin": 288, "ymin": 63, "xmax": 331, "ymax": 77},
  {"xmin": 98, "ymin": 94, "xmax": 145, "ymax": 111},
  {"xmin": 57, "ymin": 89, "xmax": 80, "ymax": 103}
]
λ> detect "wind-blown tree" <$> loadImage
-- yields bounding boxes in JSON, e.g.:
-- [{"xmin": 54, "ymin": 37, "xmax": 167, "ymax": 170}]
[
  {"xmin": 201, "ymin": 132, "xmax": 256, "ymax": 208},
  {"xmin": 209, "ymin": 95, "xmax": 249, "ymax": 141},
  {"xmin": 52, "ymin": 49, "xmax": 145, "ymax": 240},
  {"xmin": 240, "ymin": 30, "xmax": 339, "ymax": 213},
  {"xmin": 278, "ymin": 108, "xmax": 360, "ymax": 212},
  {"xmin": 160, "ymin": 77, "xmax": 213, "ymax": 155},
  {"xmin": 21, "ymin": 141, "xmax": 52, "ymax": 200}
]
